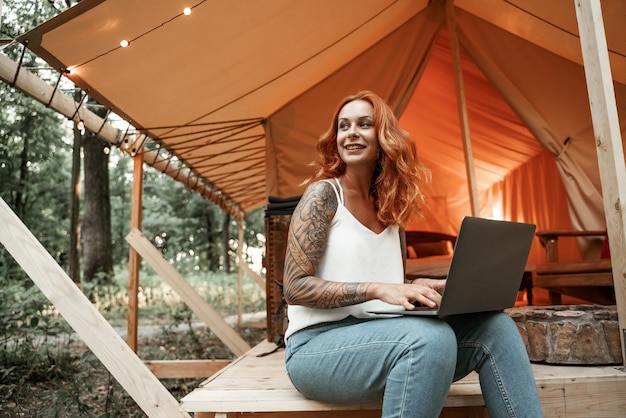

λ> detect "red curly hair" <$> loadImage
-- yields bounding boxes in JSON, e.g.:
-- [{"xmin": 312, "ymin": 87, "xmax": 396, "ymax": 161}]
[{"xmin": 309, "ymin": 91, "xmax": 430, "ymax": 227}]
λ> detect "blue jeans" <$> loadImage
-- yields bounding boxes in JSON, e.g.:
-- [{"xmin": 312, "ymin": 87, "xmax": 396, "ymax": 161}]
[{"xmin": 285, "ymin": 312, "xmax": 543, "ymax": 418}]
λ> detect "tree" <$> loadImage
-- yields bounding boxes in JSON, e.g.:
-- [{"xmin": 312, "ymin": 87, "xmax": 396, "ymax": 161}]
[
  {"xmin": 0, "ymin": 83, "xmax": 72, "ymax": 277},
  {"xmin": 68, "ymin": 90, "xmax": 82, "ymax": 284},
  {"xmin": 82, "ymin": 132, "xmax": 113, "ymax": 283}
]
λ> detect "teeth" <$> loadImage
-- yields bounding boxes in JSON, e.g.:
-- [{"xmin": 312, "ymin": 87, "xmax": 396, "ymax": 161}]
[{"xmin": 346, "ymin": 145, "xmax": 363, "ymax": 150}]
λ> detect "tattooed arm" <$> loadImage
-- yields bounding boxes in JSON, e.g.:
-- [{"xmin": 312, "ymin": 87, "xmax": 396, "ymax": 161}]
[
  {"xmin": 283, "ymin": 181, "xmax": 444, "ymax": 310},
  {"xmin": 283, "ymin": 181, "xmax": 370, "ymax": 309}
]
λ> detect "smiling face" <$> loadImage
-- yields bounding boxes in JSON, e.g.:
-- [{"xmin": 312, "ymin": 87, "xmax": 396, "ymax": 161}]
[{"xmin": 336, "ymin": 99, "xmax": 380, "ymax": 170}]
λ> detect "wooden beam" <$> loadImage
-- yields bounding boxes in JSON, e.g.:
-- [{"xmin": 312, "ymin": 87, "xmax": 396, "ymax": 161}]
[
  {"xmin": 0, "ymin": 53, "xmax": 242, "ymax": 218},
  {"xmin": 0, "ymin": 198, "xmax": 189, "ymax": 417},
  {"xmin": 574, "ymin": 0, "xmax": 626, "ymax": 364},
  {"xmin": 446, "ymin": 0, "xmax": 479, "ymax": 217},
  {"xmin": 126, "ymin": 229, "xmax": 251, "ymax": 356},
  {"xmin": 145, "ymin": 359, "xmax": 231, "ymax": 379}
]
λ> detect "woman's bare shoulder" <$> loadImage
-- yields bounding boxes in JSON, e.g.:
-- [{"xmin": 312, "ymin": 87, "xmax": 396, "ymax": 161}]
[{"xmin": 296, "ymin": 179, "xmax": 338, "ymax": 214}]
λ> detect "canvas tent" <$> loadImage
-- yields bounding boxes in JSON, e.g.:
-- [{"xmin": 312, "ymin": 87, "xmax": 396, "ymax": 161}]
[
  {"xmin": 5, "ymin": 0, "xmax": 626, "ymax": 267},
  {"xmin": 2, "ymin": 1, "xmax": 626, "ymax": 415}
]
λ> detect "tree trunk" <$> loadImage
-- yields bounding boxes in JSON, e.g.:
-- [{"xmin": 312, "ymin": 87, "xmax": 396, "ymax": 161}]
[
  {"xmin": 82, "ymin": 135, "xmax": 113, "ymax": 283},
  {"xmin": 69, "ymin": 91, "xmax": 82, "ymax": 284},
  {"xmin": 14, "ymin": 125, "xmax": 28, "ymax": 217}
]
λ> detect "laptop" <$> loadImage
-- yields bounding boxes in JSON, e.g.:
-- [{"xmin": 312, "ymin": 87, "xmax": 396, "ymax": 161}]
[{"xmin": 368, "ymin": 216, "xmax": 536, "ymax": 317}]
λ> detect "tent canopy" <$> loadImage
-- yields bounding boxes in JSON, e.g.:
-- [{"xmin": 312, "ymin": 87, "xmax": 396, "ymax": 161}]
[{"xmin": 16, "ymin": 0, "xmax": 626, "ymax": 259}]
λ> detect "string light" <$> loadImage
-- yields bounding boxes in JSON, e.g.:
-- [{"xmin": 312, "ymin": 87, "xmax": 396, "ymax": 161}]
[
  {"xmin": 61, "ymin": 0, "xmax": 207, "ymax": 70},
  {"xmin": 77, "ymin": 119, "xmax": 85, "ymax": 130}
]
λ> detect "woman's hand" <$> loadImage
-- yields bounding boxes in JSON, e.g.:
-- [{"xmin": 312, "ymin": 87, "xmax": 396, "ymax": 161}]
[{"xmin": 369, "ymin": 279, "xmax": 446, "ymax": 310}]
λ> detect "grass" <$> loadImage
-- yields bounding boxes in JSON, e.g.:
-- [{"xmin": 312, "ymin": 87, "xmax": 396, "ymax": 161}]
[{"xmin": 0, "ymin": 268, "xmax": 267, "ymax": 417}]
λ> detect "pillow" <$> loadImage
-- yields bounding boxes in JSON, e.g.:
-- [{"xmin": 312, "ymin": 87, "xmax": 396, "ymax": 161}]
[
  {"xmin": 600, "ymin": 232, "xmax": 611, "ymax": 259},
  {"xmin": 413, "ymin": 241, "xmax": 450, "ymax": 257},
  {"xmin": 407, "ymin": 245, "xmax": 418, "ymax": 259}
]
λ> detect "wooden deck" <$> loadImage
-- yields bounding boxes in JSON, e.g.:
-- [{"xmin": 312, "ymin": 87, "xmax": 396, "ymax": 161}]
[{"xmin": 180, "ymin": 340, "xmax": 626, "ymax": 418}]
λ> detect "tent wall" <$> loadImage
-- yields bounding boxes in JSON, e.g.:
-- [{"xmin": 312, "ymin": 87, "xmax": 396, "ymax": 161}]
[
  {"xmin": 266, "ymin": 4, "xmax": 443, "ymax": 198},
  {"xmin": 457, "ymin": 10, "xmax": 626, "ymax": 243},
  {"xmin": 265, "ymin": 3, "xmax": 625, "ymax": 266}
]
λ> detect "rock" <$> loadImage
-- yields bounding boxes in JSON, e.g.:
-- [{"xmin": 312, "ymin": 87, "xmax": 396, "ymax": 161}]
[{"xmin": 506, "ymin": 305, "xmax": 622, "ymax": 365}]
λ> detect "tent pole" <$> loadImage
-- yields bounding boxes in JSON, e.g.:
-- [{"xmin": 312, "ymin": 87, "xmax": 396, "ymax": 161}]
[
  {"xmin": 446, "ymin": 0, "xmax": 479, "ymax": 217},
  {"xmin": 127, "ymin": 151, "xmax": 144, "ymax": 352},
  {"xmin": 575, "ymin": 0, "xmax": 626, "ymax": 365}
]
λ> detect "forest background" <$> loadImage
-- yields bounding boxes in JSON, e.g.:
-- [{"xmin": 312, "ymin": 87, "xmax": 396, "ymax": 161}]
[{"xmin": 1, "ymin": 1, "xmax": 267, "ymax": 416}]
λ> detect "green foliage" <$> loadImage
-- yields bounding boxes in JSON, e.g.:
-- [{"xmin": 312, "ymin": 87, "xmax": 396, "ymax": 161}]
[{"xmin": 0, "ymin": 271, "xmax": 265, "ymax": 416}]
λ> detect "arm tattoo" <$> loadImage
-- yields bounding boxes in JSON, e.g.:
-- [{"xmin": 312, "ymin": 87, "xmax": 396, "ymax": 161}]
[{"xmin": 283, "ymin": 181, "xmax": 370, "ymax": 309}]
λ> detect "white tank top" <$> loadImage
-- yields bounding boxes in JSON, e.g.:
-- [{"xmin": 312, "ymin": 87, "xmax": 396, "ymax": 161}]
[{"xmin": 284, "ymin": 178, "xmax": 404, "ymax": 339}]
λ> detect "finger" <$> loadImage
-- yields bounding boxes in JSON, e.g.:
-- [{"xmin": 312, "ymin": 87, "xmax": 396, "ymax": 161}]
[
  {"xmin": 414, "ymin": 294, "xmax": 438, "ymax": 308},
  {"xmin": 432, "ymin": 279, "xmax": 446, "ymax": 291},
  {"xmin": 403, "ymin": 300, "xmax": 417, "ymax": 310}
]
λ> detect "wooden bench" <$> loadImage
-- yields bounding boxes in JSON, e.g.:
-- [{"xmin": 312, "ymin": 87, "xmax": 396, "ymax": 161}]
[
  {"xmin": 535, "ymin": 230, "xmax": 615, "ymax": 304},
  {"xmin": 179, "ymin": 340, "xmax": 626, "ymax": 417}
]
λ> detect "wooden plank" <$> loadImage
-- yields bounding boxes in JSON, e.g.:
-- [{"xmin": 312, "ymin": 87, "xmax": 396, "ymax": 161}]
[
  {"xmin": 181, "ymin": 340, "xmax": 626, "ymax": 416},
  {"xmin": 534, "ymin": 272, "xmax": 612, "ymax": 287},
  {"xmin": 145, "ymin": 359, "xmax": 230, "ymax": 379},
  {"xmin": 127, "ymin": 152, "xmax": 144, "ymax": 352},
  {"xmin": 536, "ymin": 259, "xmax": 612, "ymax": 275},
  {"xmin": 575, "ymin": 0, "xmax": 626, "ymax": 364},
  {"xmin": 194, "ymin": 410, "xmax": 487, "ymax": 418},
  {"xmin": 0, "ymin": 198, "xmax": 188, "ymax": 418},
  {"xmin": 126, "ymin": 228, "xmax": 251, "ymax": 356},
  {"xmin": 538, "ymin": 380, "xmax": 626, "ymax": 417}
]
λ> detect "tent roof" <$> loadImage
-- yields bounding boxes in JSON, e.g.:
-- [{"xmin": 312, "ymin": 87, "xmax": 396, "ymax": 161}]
[{"xmin": 16, "ymin": 0, "xmax": 626, "ymax": 219}]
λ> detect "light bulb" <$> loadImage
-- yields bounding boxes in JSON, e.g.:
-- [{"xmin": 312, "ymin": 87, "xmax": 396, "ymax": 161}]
[
  {"xmin": 183, "ymin": 7, "xmax": 191, "ymax": 15},
  {"xmin": 120, "ymin": 40, "xmax": 129, "ymax": 48},
  {"xmin": 77, "ymin": 119, "xmax": 85, "ymax": 130}
]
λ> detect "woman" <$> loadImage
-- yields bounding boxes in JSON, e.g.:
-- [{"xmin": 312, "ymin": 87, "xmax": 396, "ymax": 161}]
[{"xmin": 282, "ymin": 91, "xmax": 543, "ymax": 417}]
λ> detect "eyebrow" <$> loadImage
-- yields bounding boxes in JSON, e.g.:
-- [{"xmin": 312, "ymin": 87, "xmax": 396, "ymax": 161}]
[{"xmin": 338, "ymin": 115, "xmax": 374, "ymax": 121}]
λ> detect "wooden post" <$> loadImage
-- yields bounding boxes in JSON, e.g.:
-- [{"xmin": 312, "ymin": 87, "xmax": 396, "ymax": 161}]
[
  {"xmin": 574, "ymin": 0, "xmax": 626, "ymax": 364},
  {"xmin": 446, "ymin": 0, "xmax": 479, "ymax": 217},
  {"xmin": 237, "ymin": 220, "xmax": 245, "ymax": 326},
  {"xmin": 128, "ymin": 151, "xmax": 144, "ymax": 352}
]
